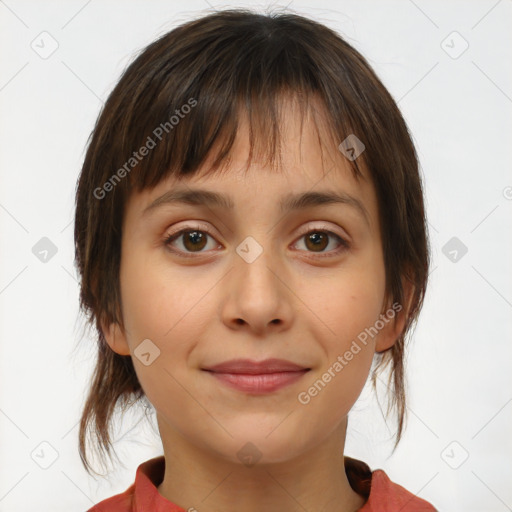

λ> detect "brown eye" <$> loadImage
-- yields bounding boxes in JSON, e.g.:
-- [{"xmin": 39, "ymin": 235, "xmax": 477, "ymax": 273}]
[
  {"xmin": 163, "ymin": 225, "xmax": 349, "ymax": 259},
  {"xmin": 294, "ymin": 229, "xmax": 349, "ymax": 257},
  {"xmin": 304, "ymin": 232, "xmax": 329, "ymax": 252},
  {"xmin": 163, "ymin": 226, "xmax": 219, "ymax": 257},
  {"xmin": 180, "ymin": 230, "xmax": 208, "ymax": 252}
]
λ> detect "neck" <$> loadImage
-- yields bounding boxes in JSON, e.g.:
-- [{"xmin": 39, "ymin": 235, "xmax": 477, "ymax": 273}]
[{"xmin": 156, "ymin": 416, "xmax": 366, "ymax": 512}]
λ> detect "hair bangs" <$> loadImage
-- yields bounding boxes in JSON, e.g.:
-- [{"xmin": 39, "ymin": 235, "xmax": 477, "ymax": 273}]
[{"xmin": 104, "ymin": 20, "xmax": 365, "ymax": 202}]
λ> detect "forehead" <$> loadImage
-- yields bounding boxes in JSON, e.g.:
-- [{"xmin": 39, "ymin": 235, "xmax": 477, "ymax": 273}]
[{"xmin": 123, "ymin": 95, "xmax": 377, "ymax": 227}]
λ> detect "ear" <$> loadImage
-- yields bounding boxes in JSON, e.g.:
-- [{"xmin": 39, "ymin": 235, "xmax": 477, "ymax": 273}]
[
  {"xmin": 100, "ymin": 316, "xmax": 131, "ymax": 356},
  {"xmin": 375, "ymin": 278, "xmax": 415, "ymax": 353}
]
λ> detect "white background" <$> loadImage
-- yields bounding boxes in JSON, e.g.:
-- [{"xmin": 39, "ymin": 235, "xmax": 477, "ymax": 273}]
[{"xmin": 0, "ymin": 0, "xmax": 511, "ymax": 510}]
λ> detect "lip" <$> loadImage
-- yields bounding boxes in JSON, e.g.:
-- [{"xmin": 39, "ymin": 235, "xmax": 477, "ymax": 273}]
[
  {"xmin": 201, "ymin": 359, "xmax": 311, "ymax": 394},
  {"xmin": 202, "ymin": 358, "xmax": 309, "ymax": 374}
]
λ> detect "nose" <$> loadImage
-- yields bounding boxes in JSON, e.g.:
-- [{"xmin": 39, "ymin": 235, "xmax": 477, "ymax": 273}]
[{"xmin": 221, "ymin": 245, "xmax": 294, "ymax": 336}]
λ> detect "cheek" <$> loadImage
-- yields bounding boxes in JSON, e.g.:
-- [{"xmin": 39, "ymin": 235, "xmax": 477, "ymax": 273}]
[
  {"xmin": 296, "ymin": 289, "xmax": 380, "ymax": 433},
  {"xmin": 299, "ymin": 262, "xmax": 384, "ymax": 409},
  {"xmin": 119, "ymin": 248, "xmax": 207, "ymax": 344},
  {"xmin": 118, "ymin": 250, "xmax": 214, "ymax": 401},
  {"xmin": 118, "ymin": 266, "xmax": 200, "ymax": 417},
  {"xmin": 306, "ymin": 256, "xmax": 386, "ymax": 343}
]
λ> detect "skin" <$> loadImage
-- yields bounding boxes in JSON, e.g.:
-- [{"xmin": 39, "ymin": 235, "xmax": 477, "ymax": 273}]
[{"xmin": 102, "ymin": 96, "xmax": 413, "ymax": 512}]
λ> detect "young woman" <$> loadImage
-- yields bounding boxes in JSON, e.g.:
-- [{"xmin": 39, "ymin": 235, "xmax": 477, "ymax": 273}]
[{"xmin": 74, "ymin": 9, "xmax": 436, "ymax": 511}]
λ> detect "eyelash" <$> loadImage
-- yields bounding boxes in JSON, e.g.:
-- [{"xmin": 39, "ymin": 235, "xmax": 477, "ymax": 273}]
[{"xmin": 162, "ymin": 223, "xmax": 350, "ymax": 259}]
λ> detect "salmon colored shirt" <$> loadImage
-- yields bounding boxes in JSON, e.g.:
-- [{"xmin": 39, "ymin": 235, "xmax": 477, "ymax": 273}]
[{"xmin": 88, "ymin": 456, "xmax": 437, "ymax": 511}]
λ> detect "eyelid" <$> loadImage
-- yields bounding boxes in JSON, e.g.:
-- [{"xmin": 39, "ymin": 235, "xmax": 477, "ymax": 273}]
[
  {"xmin": 295, "ymin": 221, "xmax": 349, "ymax": 241},
  {"xmin": 164, "ymin": 221, "xmax": 348, "ymax": 243},
  {"xmin": 165, "ymin": 220, "xmax": 214, "ymax": 237}
]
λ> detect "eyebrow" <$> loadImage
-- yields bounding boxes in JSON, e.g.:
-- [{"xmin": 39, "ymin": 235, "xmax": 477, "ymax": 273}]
[{"xmin": 142, "ymin": 187, "xmax": 370, "ymax": 225}]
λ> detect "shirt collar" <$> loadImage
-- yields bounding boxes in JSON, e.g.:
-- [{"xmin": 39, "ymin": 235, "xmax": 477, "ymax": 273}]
[{"xmin": 133, "ymin": 455, "xmax": 372, "ymax": 511}]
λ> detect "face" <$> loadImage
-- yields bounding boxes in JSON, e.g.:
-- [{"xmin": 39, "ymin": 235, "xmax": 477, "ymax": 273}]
[{"xmin": 103, "ymin": 97, "xmax": 407, "ymax": 466}]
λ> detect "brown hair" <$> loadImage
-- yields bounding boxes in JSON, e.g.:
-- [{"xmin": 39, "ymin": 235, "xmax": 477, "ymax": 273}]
[{"xmin": 73, "ymin": 8, "xmax": 430, "ymax": 478}]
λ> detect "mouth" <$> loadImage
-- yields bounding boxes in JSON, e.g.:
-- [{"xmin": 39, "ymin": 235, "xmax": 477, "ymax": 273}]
[{"xmin": 201, "ymin": 358, "xmax": 311, "ymax": 394}]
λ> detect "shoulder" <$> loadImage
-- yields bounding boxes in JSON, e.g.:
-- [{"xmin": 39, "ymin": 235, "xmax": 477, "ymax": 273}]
[
  {"xmin": 86, "ymin": 456, "xmax": 171, "ymax": 512},
  {"xmin": 86, "ymin": 483, "xmax": 134, "ymax": 512},
  {"xmin": 361, "ymin": 469, "xmax": 438, "ymax": 512}
]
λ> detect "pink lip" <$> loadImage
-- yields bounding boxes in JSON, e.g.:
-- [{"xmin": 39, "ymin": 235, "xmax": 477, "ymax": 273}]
[{"xmin": 202, "ymin": 359, "xmax": 310, "ymax": 394}]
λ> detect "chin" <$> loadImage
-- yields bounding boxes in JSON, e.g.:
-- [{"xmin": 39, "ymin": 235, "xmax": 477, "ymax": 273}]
[{"xmin": 210, "ymin": 427, "xmax": 313, "ymax": 467}]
